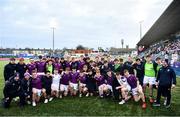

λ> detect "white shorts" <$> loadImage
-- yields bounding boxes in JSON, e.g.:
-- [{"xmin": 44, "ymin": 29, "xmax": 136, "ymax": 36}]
[
  {"xmin": 98, "ymin": 84, "xmax": 106, "ymax": 90},
  {"xmin": 143, "ymin": 76, "xmax": 156, "ymax": 85},
  {"xmin": 69, "ymin": 82, "xmax": 78, "ymax": 90},
  {"xmin": 60, "ymin": 84, "xmax": 69, "ymax": 92},
  {"xmin": 32, "ymin": 88, "xmax": 42, "ymax": 96},
  {"xmin": 79, "ymin": 83, "xmax": 86, "ymax": 87},
  {"xmin": 51, "ymin": 84, "xmax": 60, "ymax": 91},
  {"xmin": 131, "ymin": 85, "xmax": 143, "ymax": 96},
  {"xmin": 107, "ymin": 85, "xmax": 113, "ymax": 92},
  {"xmin": 132, "ymin": 87, "xmax": 138, "ymax": 96},
  {"xmin": 126, "ymin": 85, "xmax": 131, "ymax": 92}
]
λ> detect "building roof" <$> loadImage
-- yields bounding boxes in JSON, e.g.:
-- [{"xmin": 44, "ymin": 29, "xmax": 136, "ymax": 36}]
[
  {"xmin": 109, "ymin": 47, "xmax": 136, "ymax": 52},
  {"xmin": 71, "ymin": 49, "xmax": 92, "ymax": 54},
  {"xmin": 137, "ymin": 0, "xmax": 180, "ymax": 47}
]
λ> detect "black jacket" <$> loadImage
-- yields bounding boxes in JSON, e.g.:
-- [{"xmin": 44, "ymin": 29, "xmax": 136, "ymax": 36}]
[
  {"xmin": 60, "ymin": 61, "xmax": 67, "ymax": 71},
  {"xmin": 16, "ymin": 63, "xmax": 27, "ymax": 79},
  {"xmin": 112, "ymin": 77, "xmax": 121, "ymax": 101},
  {"xmin": 42, "ymin": 76, "xmax": 52, "ymax": 89},
  {"xmin": 157, "ymin": 66, "xmax": 176, "ymax": 86},
  {"xmin": 3, "ymin": 76, "xmax": 22, "ymax": 98},
  {"xmin": 21, "ymin": 78, "xmax": 32, "ymax": 96},
  {"xmin": 100, "ymin": 65, "xmax": 110, "ymax": 77},
  {"xmin": 133, "ymin": 62, "xmax": 144, "ymax": 78},
  {"xmin": 4, "ymin": 63, "xmax": 16, "ymax": 81},
  {"xmin": 70, "ymin": 61, "xmax": 79, "ymax": 70},
  {"xmin": 86, "ymin": 74, "xmax": 96, "ymax": 91},
  {"xmin": 112, "ymin": 78, "xmax": 121, "ymax": 90},
  {"xmin": 123, "ymin": 61, "xmax": 134, "ymax": 75}
]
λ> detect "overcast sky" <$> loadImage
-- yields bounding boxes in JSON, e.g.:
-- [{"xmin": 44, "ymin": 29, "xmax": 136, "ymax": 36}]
[{"xmin": 0, "ymin": 0, "xmax": 173, "ymax": 49}]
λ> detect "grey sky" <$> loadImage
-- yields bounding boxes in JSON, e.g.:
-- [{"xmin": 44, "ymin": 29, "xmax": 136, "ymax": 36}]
[{"xmin": 0, "ymin": 0, "xmax": 173, "ymax": 49}]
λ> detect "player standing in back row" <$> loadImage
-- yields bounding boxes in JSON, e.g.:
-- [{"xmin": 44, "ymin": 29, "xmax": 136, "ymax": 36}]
[{"xmin": 143, "ymin": 55, "xmax": 158, "ymax": 103}]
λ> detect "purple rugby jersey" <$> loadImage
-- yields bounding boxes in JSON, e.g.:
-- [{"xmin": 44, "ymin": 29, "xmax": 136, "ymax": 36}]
[
  {"xmin": 79, "ymin": 74, "xmax": 87, "ymax": 84},
  {"xmin": 31, "ymin": 76, "xmax": 42, "ymax": 89},
  {"xmin": 60, "ymin": 73, "xmax": 71, "ymax": 85},
  {"xmin": 106, "ymin": 76, "xmax": 113, "ymax": 86},
  {"xmin": 126, "ymin": 75, "xmax": 137, "ymax": 89},
  {"xmin": 27, "ymin": 63, "xmax": 36, "ymax": 74},
  {"xmin": 66, "ymin": 62, "xmax": 71, "ymax": 68},
  {"xmin": 53, "ymin": 62, "xmax": 61, "ymax": 70},
  {"xmin": 70, "ymin": 72, "xmax": 79, "ymax": 83},
  {"xmin": 95, "ymin": 75, "xmax": 105, "ymax": 86},
  {"xmin": 78, "ymin": 61, "xmax": 85, "ymax": 70},
  {"xmin": 36, "ymin": 61, "xmax": 46, "ymax": 72}
]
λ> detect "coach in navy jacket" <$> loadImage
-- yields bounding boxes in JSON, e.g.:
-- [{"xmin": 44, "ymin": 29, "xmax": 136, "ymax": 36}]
[{"xmin": 154, "ymin": 59, "xmax": 176, "ymax": 108}]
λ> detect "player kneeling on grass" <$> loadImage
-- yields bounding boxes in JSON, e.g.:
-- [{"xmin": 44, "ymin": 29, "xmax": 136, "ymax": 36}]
[
  {"xmin": 94, "ymin": 70, "xmax": 107, "ymax": 98},
  {"xmin": 69, "ymin": 67, "xmax": 79, "ymax": 96},
  {"xmin": 31, "ymin": 70, "xmax": 43, "ymax": 107},
  {"xmin": 59, "ymin": 67, "xmax": 71, "ymax": 98},
  {"xmin": 21, "ymin": 72, "xmax": 32, "ymax": 105},
  {"xmin": 86, "ymin": 69, "xmax": 97, "ymax": 96},
  {"xmin": 3, "ymin": 73, "xmax": 26, "ymax": 108},
  {"xmin": 49, "ymin": 69, "xmax": 61, "ymax": 101},
  {"xmin": 104, "ymin": 70, "xmax": 114, "ymax": 97},
  {"xmin": 42, "ymin": 71, "xmax": 53, "ymax": 104},
  {"xmin": 79, "ymin": 70, "xmax": 89, "ymax": 97},
  {"xmin": 124, "ymin": 70, "xmax": 147, "ymax": 109},
  {"xmin": 115, "ymin": 73, "xmax": 131, "ymax": 105}
]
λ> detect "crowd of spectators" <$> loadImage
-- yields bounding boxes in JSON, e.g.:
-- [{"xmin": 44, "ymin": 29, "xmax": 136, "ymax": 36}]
[{"xmin": 140, "ymin": 38, "xmax": 180, "ymax": 61}]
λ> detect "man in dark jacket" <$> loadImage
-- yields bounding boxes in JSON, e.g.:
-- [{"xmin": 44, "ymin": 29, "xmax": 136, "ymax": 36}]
[
  {"xmin": 16, "ymin": 58, "xmax": 27, "ymax": 80},
  {"xmin": 133, "ymin": 58, "xmax": 144, "ymax": 86},
  {"xmin": 21, "ymin": 72, "xmax": 32, "ymax": 104},
  {"xmin": 70, "ymin": 57, "xmax": 79, "ymax": 70},
  {"xmin": 112, "ymin": 72, "xmax": 122, "ymax": 101},
  {"xmin": 4, "ymin": 58, "xmax": 16, "ymax": 81},
  {"xmin": 153, "ymin": 59, "xmax": 176, "ymax": 108},
  {"xmin": 123, "ymin": 56, "xmax": 134, "ymax": 75},
  {"xmin": 3, "ymin": 73, "xmax": 25, "ymax": 108},
  {"xmin": 60, "ymin": 57, "xmax": 67, "ymax": 71},
  {"xmin": 42, "ymin": 71, "xmax": 53, "ymax": 104},
  {"xmin": 100, "ymin": 60, "xmax": 110, "ymax": 77}
]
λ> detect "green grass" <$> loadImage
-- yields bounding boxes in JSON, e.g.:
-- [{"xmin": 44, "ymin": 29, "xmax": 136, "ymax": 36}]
[{"xmin": 0, "ymin": 61, "xmax": 180, "ymax": 116}]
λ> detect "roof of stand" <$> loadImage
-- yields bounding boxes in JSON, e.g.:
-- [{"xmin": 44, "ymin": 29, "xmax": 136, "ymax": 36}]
[{"xmin": 137, "ymin": 0, "xmax": 180, "ymax": 47}]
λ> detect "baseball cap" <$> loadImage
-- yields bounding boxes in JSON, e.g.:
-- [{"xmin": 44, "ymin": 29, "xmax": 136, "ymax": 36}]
[
  {"xmin": 10, "ymin": 58, "xmax": 15, "ymax": 61},
  {"xmin": 24, "ymin": 72, "xmax": 31, "ymax": 77},
  {"xmin": 19, "ymin": 58, "xmax": 24, "ymax": 61}
]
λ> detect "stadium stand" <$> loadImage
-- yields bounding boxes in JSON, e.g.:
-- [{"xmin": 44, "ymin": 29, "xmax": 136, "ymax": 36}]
[{"xmin": 137, "ymin": 0, "xmax": 180, "ymax": 76}]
